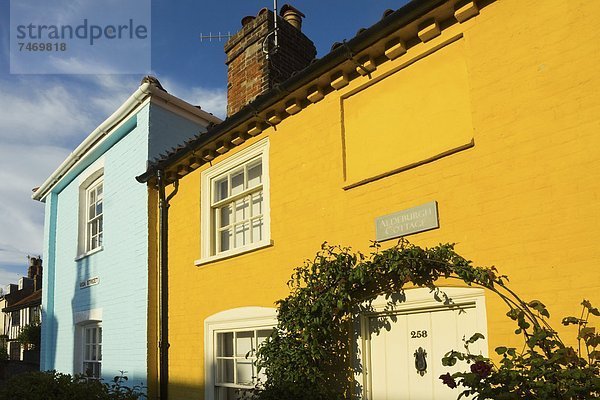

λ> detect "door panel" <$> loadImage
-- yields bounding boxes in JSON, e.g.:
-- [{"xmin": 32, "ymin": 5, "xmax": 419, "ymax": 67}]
[{"xmin": 366, "ymin": 302, "xmax": 483, "ymax": 400}]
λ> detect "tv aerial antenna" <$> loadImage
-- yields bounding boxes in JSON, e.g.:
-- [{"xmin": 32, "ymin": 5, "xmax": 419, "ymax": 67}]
[
  {"xmin": 262, "ymin": 0, "xmax": 279, "ymax": 59},
  {"xmin": 199, "ymin": 32, "xmax": 232, "ymax": 42},
  {"xmin": 199, "ymin": 0, "xmax": 280, "ymax": 58}
]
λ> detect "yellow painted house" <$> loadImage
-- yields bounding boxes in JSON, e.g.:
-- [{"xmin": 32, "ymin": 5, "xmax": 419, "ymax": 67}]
[{"xmin": 137, "ymin": 0, "xmax": 600, "ymax": 399}]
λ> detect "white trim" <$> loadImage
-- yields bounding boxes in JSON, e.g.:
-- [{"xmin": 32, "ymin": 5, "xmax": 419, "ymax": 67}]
[
  {"xmin": 195, "ymin": 241, "xmax": 273, "ymax": 266},
  {"xmin": 74, "ymin": 308, "xmax": 103, "ymax": 324},
  {"xmin": 204, "ymin": 307, "xmax": 277, "ymax": 400},
  {"xmin": 355, "ymin": 287, "xmax": 488, "ymax": 400},
  {"xmin": 80, "ymin": 322, "xmax": 102, "ymax": 379},
  {"xmin": 74, "ymin": 246, "xmax": 103, "ymax": 261},
  {"xmin": 32, "ymin": 84, "xmax": 221, "ymax": 202},
  {"xmin": 77, "ymin": 158, "xmax": 105, "ymax": 185},
  {"xmin": 77, "ymin": 169, "xmax": 105, "ymax": 258},
  {"xmin": 85, "ymin": 178, "xmax": 104, "ymax": 252},
  {"xmin": 199, "ymin": 138, "xmax": 271, "ymax": 263},
  {"xmin": 74, "ymin": 309, "xmax": 103, "ymax": 377}
]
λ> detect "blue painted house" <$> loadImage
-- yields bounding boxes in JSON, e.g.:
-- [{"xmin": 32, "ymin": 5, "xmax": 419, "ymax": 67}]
[{"xmin": 32, "ymin": 77, "xmax": 220, "ymax": 390}]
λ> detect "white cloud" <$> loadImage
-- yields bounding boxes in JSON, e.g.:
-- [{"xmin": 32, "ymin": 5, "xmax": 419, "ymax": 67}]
[
  {"xmin": 159, "ymin": 77, "xmax": 227, "ymax": 119},
  {"xmin": 86, "ymin": 74, "xmax": 141, "ymax": 116},
  {"xmin": 0, "ymin": 263, "xmax": 28, "ymax": 292},
  {"xmin": 0, "ymin": 73, "xmax": 226, "ymax": 279},
  {"xmin": 0, "ymin": 144, "xmax": 69, "ymax": 266},
  {"xmin": 0, "ymin": 75, "xmax": 135, "ymax": 270},
  {"xmin": 0, "ymin": 77, "xmax": 94, "ymax": 146}
]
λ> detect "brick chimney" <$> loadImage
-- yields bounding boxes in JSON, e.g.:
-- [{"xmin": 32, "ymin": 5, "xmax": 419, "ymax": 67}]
[
  {"xmin": 225, "ymin": 4, "xmax": 317, "ymax": 117},
  {"xmin": 28, "ymin": 256, "xmax": 43, "ymax": 291}
]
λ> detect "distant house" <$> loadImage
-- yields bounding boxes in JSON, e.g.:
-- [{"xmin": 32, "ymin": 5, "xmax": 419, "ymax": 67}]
[
  {"xmin": 32, "ymin": 77, "xmax": 220, "ymax": 394},
  {"xmin": 0, "ymin": 257, "xmax": 42, "ymax": 362}
]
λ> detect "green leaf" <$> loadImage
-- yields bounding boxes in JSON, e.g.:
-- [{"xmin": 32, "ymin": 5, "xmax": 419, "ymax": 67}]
[
  {"xmin": 579, "ymin": 327, "xmax": 596, "ymax": 340},
  {"xmin": 562, "ymin": 316, "xmax": 582, "ymax": 326},
  {"xmin": 466, "ymin": 332, "xmax": 485, "ymax": 344}
]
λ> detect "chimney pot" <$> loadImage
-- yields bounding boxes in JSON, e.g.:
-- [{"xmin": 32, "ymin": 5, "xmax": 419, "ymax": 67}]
[
  {"xmin": 225, "ymin": 5, "xmax": 316, "ymax": 117},
  {"xmin": 241, "ymin": 16, "xmax": 255, "ymax": 27},
  {"xmin": 281, "ymin": 4, "xmax": 305, "ymax": 31}
]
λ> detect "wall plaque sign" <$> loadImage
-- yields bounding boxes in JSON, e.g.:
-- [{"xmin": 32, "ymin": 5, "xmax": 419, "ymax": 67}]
[
  {"xmin": 79, "ymin": 276, "xmax": 100, "ymax": 289},
  {"xmin": 375, "ymin": 201, "xmax": 439, "ymax": 241}
]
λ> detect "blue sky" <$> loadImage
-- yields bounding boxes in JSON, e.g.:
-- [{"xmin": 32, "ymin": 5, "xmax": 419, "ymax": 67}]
[{"xmin": 0, "ymin": 0, "xmax": 408, "ymax": 288}]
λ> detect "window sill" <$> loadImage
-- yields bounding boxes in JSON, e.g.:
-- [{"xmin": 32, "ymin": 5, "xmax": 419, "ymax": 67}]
[
  {"xmin": 75, "ymin": 246, "xmax": 104, "ymax": 261},
  {"xmin": 195, "ymin": 240, "xmax": 272, "ymax": 267}
]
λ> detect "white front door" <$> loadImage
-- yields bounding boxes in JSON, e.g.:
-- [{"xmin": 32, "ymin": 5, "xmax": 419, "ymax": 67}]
[{"xmin": 360, "ymin": 287, "xmax": 488, "ymax": 400}]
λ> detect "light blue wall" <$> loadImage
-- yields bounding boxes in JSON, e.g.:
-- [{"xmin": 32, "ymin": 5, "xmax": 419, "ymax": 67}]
[
  {"xmin": 41, "ymin": 192, "xmax": 57, "ymax": 370},
  {"xmin": 40, "ymin": 100, "xmax": 210, "ymax": 387},
  {"xmin": 148, "ymin": 103, "xmax": 210, "ymax": 160}
]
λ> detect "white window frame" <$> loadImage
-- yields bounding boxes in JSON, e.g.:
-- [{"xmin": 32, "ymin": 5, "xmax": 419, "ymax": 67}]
[
  {"xmin": 205, "ymin": 307, "xmax": 277, "ymax": 400},
  {"xmin": 198, "ymin": 138, "xmax": 270, "ymax": 265},
  {"xmin": 76, "ymin": 163, "xmax": 104, "ymax": 259},
  {"xmin": 81, "ymin": 322, "xmax": 102, "ymax": 380},
  {"xmin": 85, "ymin": 178, "xmax": 104, "ymax": 252}
]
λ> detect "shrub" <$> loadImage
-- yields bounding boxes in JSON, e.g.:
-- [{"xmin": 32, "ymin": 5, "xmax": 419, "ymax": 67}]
[{"xmin": 0, "ymin": 371, "xmax": 147, "ymax": 400}]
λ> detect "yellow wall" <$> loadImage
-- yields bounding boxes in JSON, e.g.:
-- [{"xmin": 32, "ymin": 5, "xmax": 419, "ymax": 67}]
[{"xmin": 165, "ymin": 0, "xmax": 600, "ymax": 398}]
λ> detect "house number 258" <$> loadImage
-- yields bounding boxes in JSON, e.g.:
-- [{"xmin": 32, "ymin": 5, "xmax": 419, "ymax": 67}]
[{"xmin": 410, "ymin": 330, "xmax": 428, "ymax": 338}]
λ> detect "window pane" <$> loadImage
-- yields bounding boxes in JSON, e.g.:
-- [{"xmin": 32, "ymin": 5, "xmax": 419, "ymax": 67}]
[
  {"xmin": 98, "ymin": 232, "xmax": 103, "ymax": 247},
  {"xmin": 251, "ymin": 218, "xmax": 263, "ymax": 242},
  {"xmin": 257, "ymin": 364, "xmax": 267, "ymax": 385},
  {"xmin": 219, "ymin": 205, "xmax": 232, "ymax": 227},
  {"xmin": 247, "ymin": 161, "xmax": 262, "ymax": 188},
  {"xmin": 86, "ymin": 328, "xmax": 91, "ymax": 343},
  {"xmin": 96, "ymin": 184, "xmax": 103, "ymax": 197},
  {"xmin": 98, "ymin": 345, "xmax": 102, "ymax": 361},
  {"xmin": 84, "ymin": 362, "xmax": 93, "ymax": 377},
  {"xmin": 98, "ymin": 216, "xmax": 103, "ymax": 233},
  {"xmin": 251, "ymin": 192, "xmax": 262, "ymax": 217},
  {"xmin": 234, "ymin": 198, "xmax": 248, "ymax": 222},
  {"xmin": 231, "ymin": 169, "xmax": 244, "ymax": 196},
  {"xmin": 235, "ymin": 331, "xmax": 253, "ymax": 357},
  {"xmin": 217, "ymin": 332, "xmax": 234, "ymax": 356},
  {"xmin": 85, "ymin": 345, "xmax": 91, "ymax": 360},
  {"xmin": 215, "ymin": 178, "xmax": 228, "ymax": 202},
  {"xmin": 216, "ymin": 359, "xmax": 234, "ymax": 384},
  {"xmin": 91, "ymin": 220, "xmax": 98, "ymax": 236},
  {"xmin": 89, "ymin": 190, "xmax": 96, "ymax": 204},
  {"xmin": 91, "ymin": 345, "xmax": 97, "ymax": 361},
  {"xmin": 220, "ymin": 229, "xmax": 232, "ymax": 252},
  {"xmin": 256, "ymin": 329, "xmax": 272, "ymax": 347},
  {"xmin": 234, "ymin": 223, "xmax": 249, "ymax": 247},
  {"xmin": 96, "ymin": 199, "xmax": 103, "ymax": 215},
  {"xmin": 236, "ymin": 361, "xmax": 253, "ymax": 385},
  {"xmin": 216, "ymin": 387, "xmax": 241, "ymax": 400}
]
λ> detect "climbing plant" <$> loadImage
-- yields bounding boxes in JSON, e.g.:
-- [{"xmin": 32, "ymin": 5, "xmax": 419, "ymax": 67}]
[
  {"xmin": 440, "ymin": 299, "xmax": 599, "ymax": 399},
  {"xmin": 250, "ymin": 239, "xmax": 599, "ymax": 400}
]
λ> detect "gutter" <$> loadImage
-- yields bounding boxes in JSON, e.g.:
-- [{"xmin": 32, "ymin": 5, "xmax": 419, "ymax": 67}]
[
  {"xmin": 32, "ymin": 83, "xmax": 221, "ymax": 202},
  {"xmin": 136, "ymin": 0, "xmax": 446, "ymax": 183},
  {"xmin": 157, "ymin": 170, "xmax": 178, "ymax": 400}
]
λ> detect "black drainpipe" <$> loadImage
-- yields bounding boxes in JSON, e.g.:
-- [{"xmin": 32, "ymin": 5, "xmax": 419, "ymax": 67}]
[{"xmin": 157, "ymin": 169, "xmax": 178, "ymax": 400}]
